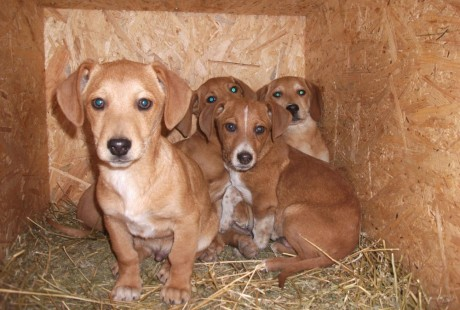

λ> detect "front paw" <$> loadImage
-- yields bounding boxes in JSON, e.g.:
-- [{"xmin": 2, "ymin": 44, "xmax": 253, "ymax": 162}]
[
  {"xmin": 161, "ymin": 285, "xmax": 191, "ymax": 305},
  {"xmin": 238, "ymin": 236, "xmax": 259, "ymax": 258},
  {"xmin": 111, "ymin": 285, "xmax": 141, "ymax": 302}
]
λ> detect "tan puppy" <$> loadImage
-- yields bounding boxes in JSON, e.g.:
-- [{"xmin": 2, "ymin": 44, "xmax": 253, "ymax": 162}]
[
  {"xmin": 257, "ymin": 76, "xmax": 330, "ymax": 162},
  {"xmin": 55, "ymin": 59, "xmax": 218, "ymax": 304},
  {"xmin": 204, "ymin": 98, "xmax": 360, "ymax": 287},
  {"xmin": 175, "ymin": 77, "xmax": 259, "ymax": 258}
]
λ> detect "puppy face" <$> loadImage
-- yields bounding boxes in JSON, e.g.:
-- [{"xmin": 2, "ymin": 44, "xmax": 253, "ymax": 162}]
[
  {"xmin": 82, "ymin": 62, "xmax": 165, "ymax": 167},
  {"xmin": 257, "ymin": 76, "xmax": 322, "ymax": 123},
  {"xmin": 194, "ymin": 76, "xmax": 254, "ymax": 116},
  {"xmin": 56, "ymin": 60, "xmax": 191, "ymax": 169},
  {"xmin": 214, "ymin": 99, "xmax": 272, "ymax": 171}
]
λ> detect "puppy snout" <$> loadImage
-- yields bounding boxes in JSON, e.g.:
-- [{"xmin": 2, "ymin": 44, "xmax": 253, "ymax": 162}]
[
  {"xmin": 107, "ymin": 138, "xmax": 132, "ymax": 156},
  {"xmin": 286, "ymin": 104, "xmax": 299, "ymax": 116},
  {"xmin": 237, "ymin": 152, "xmax": 253, "ymax": 165}
]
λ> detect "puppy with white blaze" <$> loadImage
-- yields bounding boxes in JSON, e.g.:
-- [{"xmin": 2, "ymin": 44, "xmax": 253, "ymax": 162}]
[{"xmin": 202, "ymin": 98, "xmax": 361, "ymax": 288}]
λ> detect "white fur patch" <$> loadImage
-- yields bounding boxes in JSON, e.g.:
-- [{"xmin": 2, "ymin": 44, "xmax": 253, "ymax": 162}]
[
  {"xmin": 228, "ymin": 170, "xmax": 253, "ymax": 205},
  {"xmin": 231, "ymin": 142, "xmax": 256, "ymax": 170},
  {"xmin": 220, "ymin": 186, "xmax": 243, "ymax": 232},
  {"xmin": 253, "ymin": 215, "xmax": 275, "ymax": 249},
  {"xmin": 106, "ymin": 170, "xmax": 156, "ymax": 238}
]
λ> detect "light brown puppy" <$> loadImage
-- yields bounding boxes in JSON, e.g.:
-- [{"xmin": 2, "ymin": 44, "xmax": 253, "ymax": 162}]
[
  {"xmin": 257, "ymin": 76, "xmax": 330, "ymax": 162},
  {"xmin": 55, "ymin": 59, "xmax": 218, "ymax": 304},
  {"xmin": 175, "ymin": 77, "xmax": 259, "ymax": 258},
  {"xmin": 204, "ymin": 98, "xmax": 361, "ymax": 287}
]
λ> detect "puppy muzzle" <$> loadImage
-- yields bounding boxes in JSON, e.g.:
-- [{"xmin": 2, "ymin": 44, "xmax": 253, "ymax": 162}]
[
  {"xmin": 105, "ymin": 138, "xmax": 134, "ymax": 167},
  {"xmin": 286, "ymin": 103, "xmax": 301, "ymax": 123}
]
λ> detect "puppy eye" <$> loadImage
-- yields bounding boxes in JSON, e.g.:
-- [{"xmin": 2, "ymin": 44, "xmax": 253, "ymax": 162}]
[
  {"xmin": 273, "ymin": 91, "xmax": 282, "ymax": 98},
  {"xmin": 207, "ymin": 96, "xmax": 217, "ymax": 103},
  {"xmin": 229, "ymin": 86, "xmax": 238, "ymax": 93},
  {"xmin": 297, "ymin": 89, "xmax": 306, "ymax": 96},
  {"xmin": 138, "ymin": 98, "xmax": 153, "ymax": 110},
  {"xmin": 92, "ymin": 98, "xmax": 105, "ymax": 110},
  {"xmin": 255, "ymin": 126, "xmax": 266, "ymax": 135},
  {"xmin": 225, "ymin": 123, "xmax": 237, "ymax": 132}
]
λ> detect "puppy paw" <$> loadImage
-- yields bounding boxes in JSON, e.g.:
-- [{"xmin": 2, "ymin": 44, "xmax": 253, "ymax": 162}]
[
  {"xmin": 161, "ymin": 285, "xmax": 191, "ymax": 305},
  {"xmin": 111, "ymin": 285, "xmax": 141, "ymax": 302},
  {"xmin": 156, "ymin": 262, "xmax": 171, "ymax": 284},
  {"xmin": 238, "ymin": 236, "xmax": 259, "ymax": 258}
]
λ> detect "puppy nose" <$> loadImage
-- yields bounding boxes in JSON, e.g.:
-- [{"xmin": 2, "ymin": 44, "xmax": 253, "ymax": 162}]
[
  {"xmin": 237, "ymin": 152, "xmax": 253, "ymax": 165},
  {"xmin": 286, "ymin": 104, "xmax": 299, "ymax": 115},
  {"xmin": 107, "ymin": 138, "xmax": 131, "ymax": 156}
]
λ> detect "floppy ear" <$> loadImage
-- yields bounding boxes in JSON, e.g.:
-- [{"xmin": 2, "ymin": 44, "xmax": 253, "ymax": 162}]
[
  {"xmin": 268, "ymin": 101, "xmax": 291, "ymax": 140},
  {"xmin": 190, "ymin": 92, "xmax": 199, "ymax": 115},
  {"xmin": 55, "ymin": 60, "xmax": 96, "ymax": 127},
  {"xmin": 256, "ymin": 84, "xmax": 269, "ymax": 101},
  {"xmin": 232, "ymin": 77, "xmax": 257, "ymax": 99},
  {"xmin": 305, "ymin": 80, "xmax": 323, "ymax": 122},
  {"xmin": 152, "ymin": 62, "xmax": 192, "ymax": 133},
  {"xmin": 198, "ymin": 102, "xmax": 225, "ymax": 141}
]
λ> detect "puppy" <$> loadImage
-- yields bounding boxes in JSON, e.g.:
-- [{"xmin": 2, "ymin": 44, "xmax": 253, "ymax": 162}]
[
  {"xmin": 55, "ymin": 59, "xmax": 218, "ymax": 304},
  {"xmin": 257, "ymin": 76, "xmax": 330, "ymax": 162},
  {"xmin": 204, "ymin": 98, "xmax": 360, "ymax": 287},
  {"xmin": 175, "ymin": 76, "xmax": 259, "ymax": 257}
]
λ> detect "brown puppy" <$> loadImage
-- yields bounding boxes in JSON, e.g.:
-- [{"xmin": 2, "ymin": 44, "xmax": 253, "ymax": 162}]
[
  {"xmin": 55, "ymin": 59, "xmax": 218, "ymax": 304},
  {"xmin": 175, "ymin": 76, "xmax": 259, "ymax": 258},
  {"xmin": 204, "ymin": 98, "xmax": 360, "ymax": 287},
  {"xmin": 257, "ymin": 76, "xmax": 330, "ymax": 162}
]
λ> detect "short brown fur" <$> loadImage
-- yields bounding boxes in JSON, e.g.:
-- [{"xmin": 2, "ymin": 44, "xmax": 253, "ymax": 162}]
[
  {"xmin": 55, "ymin": 59, "xmax": 218, "ymax": 304},
  {"xmin": 209, "ymin": 98, "xmax": 361, "ymax": 287},
  {"xmin": 257, "ymin": 76, "xmax": 330, "ymax": 162}
]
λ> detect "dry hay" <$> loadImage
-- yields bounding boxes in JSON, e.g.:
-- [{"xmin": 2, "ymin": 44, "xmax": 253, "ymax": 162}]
[{"xmin": 0, "ymin": 201, "xmax": 428, "ymax": 309}]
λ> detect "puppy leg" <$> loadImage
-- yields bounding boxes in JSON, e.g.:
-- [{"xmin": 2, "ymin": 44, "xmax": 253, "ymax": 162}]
[
  {"xmin": 197, "ymin": 234, "xmax": 224, "ymax": 262},
  {"xmin": 253, "ymin": 214, "xmax": 275, "ymax": 250},
  {"xmin": 220, "ymin": 228, "xmax": 259, "ymax": 258},
  {"xmin": 160, "ymin": 222, "xmax": 198, "ymax": 304},
  {"xmin": 220, "ymin": 186, "xmax": 243, "ymax": 232},
  {"xmin": 270, "ymin": 237, "xmax": 296, "ymax": 256},
  {"xmin": 104, "ymin": 215, "xmax": 142, "ymax": 302}
]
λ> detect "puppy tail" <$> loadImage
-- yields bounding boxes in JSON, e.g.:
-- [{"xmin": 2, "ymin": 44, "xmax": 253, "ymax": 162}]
[
  {"xmin": 266, "ymin": 255, "xmax": 334, "ymax": 288},
  {"xmin": 46, "ymin": 218, "xmax": 95, "ymax": 238}
]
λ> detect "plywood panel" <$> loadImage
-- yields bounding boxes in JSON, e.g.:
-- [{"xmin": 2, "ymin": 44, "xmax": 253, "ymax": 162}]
[
  {"xmin": 304, "ymin": 0, "xmax": 460, "ymax": 307},
  {"xmin": 0, "ymin": 1, "xmax": 49, "ymax": 259}
]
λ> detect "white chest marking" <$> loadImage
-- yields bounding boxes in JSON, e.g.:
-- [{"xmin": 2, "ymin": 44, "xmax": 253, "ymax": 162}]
[
  {"xmin": 106, "ymin": 170, "xmax": 156, "ymax": 238},
  {"xmin": 228, "ymin": 170, "xmax": 253, "ymax": 204}
]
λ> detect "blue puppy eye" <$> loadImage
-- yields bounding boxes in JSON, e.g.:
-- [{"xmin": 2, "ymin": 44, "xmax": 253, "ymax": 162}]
[
  {"xmin": 298, "ymin": 89, "xmax": 306, "ymax": 96},
  {"xmin": 230, "ymin": 86, "xmax": 238, "ymax": 93},
  {"xmin": 207, "ymin": 96, "xmax": 217, "ymax": 103},
  {"xmin": 273, "ymin": 91, "xmax": 282, "ymax": 98},
  {"xmin": 225, "ymin": 123, "xmax": 237, "ymax": 132},
  {"xmin": 138, "ymin": 98, "xmax": 153, "ymax": 110},
  {"xmin": 254, "ymin": 126, "xmax": 266, "ymax": 135},
  {"xmin": 92, "ymin": 98, "xmax": 105, "ymax": 110}
]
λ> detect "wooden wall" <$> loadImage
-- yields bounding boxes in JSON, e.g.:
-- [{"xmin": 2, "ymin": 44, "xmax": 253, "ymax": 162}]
[
  {"xmin": 0, "ymin": 0, "xmax": 458, "ymax": 307},
  {"xmin": 0, "ymin": 0, "xmax": 50, "ymax": 259},
  {"xmin": 304, "ymin": 1, "xmax": 460, "ymax": 307}
]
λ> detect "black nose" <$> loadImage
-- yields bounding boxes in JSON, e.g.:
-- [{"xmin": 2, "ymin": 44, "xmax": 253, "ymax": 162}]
[
  {"xmin": 237, "ymin": 152, "xmax": 253, "ymax": 165},
  {"xmin": 107, "ymin": 138, "xmax": 131, "ymax": 156},
  {"xmin": 286, "ymin": 104, "xmax": 299, "ymax": 115}
]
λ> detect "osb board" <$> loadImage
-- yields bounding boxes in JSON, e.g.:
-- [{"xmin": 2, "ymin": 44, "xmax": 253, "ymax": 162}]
[
  {"xmin": 0, "ymin": 1, "xmax": 50, "ymax": 259},
  {"xmin": 38, "ymin": 0, "xmax": 323, "ymax": 16},
  {"xmin": 303, "ymin": 0, "xmax": 460, "ymax": 307},
  {"xmin": 45, "ymin": 9, "xmax": 305, "ymax": 203}
]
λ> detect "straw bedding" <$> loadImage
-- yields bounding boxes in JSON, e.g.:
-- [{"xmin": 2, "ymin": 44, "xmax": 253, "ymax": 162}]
[{"xmin": 0, "ymin": 201, "xmax": 428, "ymax": 309}]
